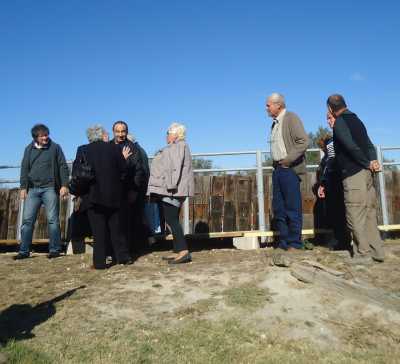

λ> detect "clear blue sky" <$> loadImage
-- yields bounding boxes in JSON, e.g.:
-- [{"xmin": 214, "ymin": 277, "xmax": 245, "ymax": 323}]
[{"xmin": 1, "ymin": 0, "xmax": 400, "ymax": 169}]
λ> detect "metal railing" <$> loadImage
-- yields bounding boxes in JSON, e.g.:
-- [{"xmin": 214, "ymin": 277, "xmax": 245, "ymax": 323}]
[{"xmin": 1, "ymin": 147, "xmax": 400, "ymax": 238}]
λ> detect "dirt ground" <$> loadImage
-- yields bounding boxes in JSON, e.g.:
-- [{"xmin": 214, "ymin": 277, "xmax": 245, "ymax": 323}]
[{"xmin": 1, "ymin": 239, "xmax": 400, "ymax": 363}]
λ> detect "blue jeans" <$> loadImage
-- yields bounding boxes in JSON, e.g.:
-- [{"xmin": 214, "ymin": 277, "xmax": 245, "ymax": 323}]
[
  {"xmin": 20, "ymin": 187, "xmax": 61, "ymax": 255},
  {"xmin": 272, "ymin": 166, "xmax": 303, "ymax": 249}
]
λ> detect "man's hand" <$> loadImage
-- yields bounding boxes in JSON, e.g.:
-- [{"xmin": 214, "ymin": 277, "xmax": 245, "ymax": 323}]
[
  {"xmin": 278, "ymin": 159, "xmax": 290, "ymax": 168},
  {"xmin": 60, "ymin": 186, "xmax": 69, "ymax": 199},
  {"xmin": 20, "ymin": 189, "xmax": 27, "ymax": 200},
  {"xmin": 122, "ymin": 146, "xmax": 132, "ymax": 160},
  {"xmin": 369, "ymin": 160, "xmax": 381, "ymax": 173},
  {"xmin": 317, "ymin": 185, "xmax": 326, "ymax": 199}
]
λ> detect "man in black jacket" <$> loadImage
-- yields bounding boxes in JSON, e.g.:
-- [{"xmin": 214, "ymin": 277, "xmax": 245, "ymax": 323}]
[
  {"xmin": 111, "ymin": 121, "xmax": 150, "ymax": 255},
  {"xmin": 15, "ymin": 124, "xmax": 69, "ymax": 260},
  {"xmin": 326, "ymin": 94, "xmax": 384, "ymax": 262}
]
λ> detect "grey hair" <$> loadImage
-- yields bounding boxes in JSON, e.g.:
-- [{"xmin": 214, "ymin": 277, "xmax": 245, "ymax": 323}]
[
  {"xmin": 268, "ymin": 93, "xmax": 286, "ymax": 108},
  {"xmin": 86, "ymin": 124, "xmax": 106, "ymax": 143},
  {"xmin": 167, "ymin": 122, "xmax": 186, "ymax": 141}
]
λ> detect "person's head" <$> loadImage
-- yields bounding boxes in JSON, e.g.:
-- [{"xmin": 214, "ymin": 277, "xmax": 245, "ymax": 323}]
[
  {"xmin": 166, "ymin": 122, "xmax": 186, "ymax": 144},
  {"xmin": 317, "ymin": 134, "xmax": 332, "ymax": 152},
  {"xmin": 326, "ymin": 111, "xmax": 336, "ymax": 129},
  {"xmin": 326, "ymin": 94, "xmax": 347, "ymax": 116},
  {"xmin": 31, "ymin": 124, "xmax": 50, "ymax": 146},
  {"xmin": 112, "ymin": 121, "xmax": 129, "ymax": 143},
  {"xmin": 266, "ymin": 93, "xmax": 286, "ymax": 118},
  {"xmin": 102, "ymin": 130, "xmax": 109, "ymax": 142},
  {"xmin": 86, "ymin": 124, "xmax": 107, "ymax": 143}
]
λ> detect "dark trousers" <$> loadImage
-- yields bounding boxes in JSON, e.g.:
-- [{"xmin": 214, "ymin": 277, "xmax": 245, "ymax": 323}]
[
  {"xmin": 162, "ymin": 202, "xmax": 187, "ymax": 253},
  {"xmin": 87, "ymin": 205, "xmax": 130, "ymax": 269},
  {"xmin": 119, "ymin": 194, "xmax": 149, "ymax": 255},
  {"xmin": 325, "ymin": 175, "xmax": 352, "ymax": 250},
  {"xmin": 272, "ymin": 166, "xmax": 303, "ymax": 249}
]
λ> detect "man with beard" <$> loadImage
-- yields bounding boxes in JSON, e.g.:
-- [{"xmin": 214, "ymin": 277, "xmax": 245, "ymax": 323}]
[{"xmin": 111, "ymin": 121, "xmax": 150, "ymax": 256}]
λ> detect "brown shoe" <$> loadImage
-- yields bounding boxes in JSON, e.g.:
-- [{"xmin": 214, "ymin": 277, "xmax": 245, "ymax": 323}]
[{"xmin": 162, "ymin": 255, "xmax": 177, "ymax": 261}]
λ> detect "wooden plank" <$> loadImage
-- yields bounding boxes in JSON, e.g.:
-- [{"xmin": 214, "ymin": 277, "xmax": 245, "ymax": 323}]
[
  {"xmin": 236, "ymin": 177, "xmax": 251, "ymax": 230},
  {"xmin": 263, "ymin": 174, "xmax": 272, "ymax": 230},
  {"xmin": 223, "ymin": 175, "xmax": 236, "ymax": 231},
  {"xmin": 390, "ymin": 171, "xmax": 400, "ymax": 225},
  {"xmin": 2, "ymin": 225, "xmax": 400, "ymax": 245},
  {"xmin": 210, "ymin": 176, "xmax": 224, "ymax": 232},
  {"xmin": 193, "ymin": 176, "xmax": 211, "ymax": 233},
  {"xmin": 250, "ymin": 174, "xmax": 258, "ymax": 230},
  {"xmin": 0, "ymin": 189, "xmax": 10, "ymax": 239},
  {"xmin": 7, "ymin": 189, "xmax": 20, "ymax": 240}
]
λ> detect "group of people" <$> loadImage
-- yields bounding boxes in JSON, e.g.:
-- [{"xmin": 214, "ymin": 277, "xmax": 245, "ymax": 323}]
[
  {"xmin": 266, "ymin": 92, "xmax": 384, "ymax": 262},
  {"xmin": 14, "ymin": 121, "xmax": 194, "ymax": 268},
  {"xmin": 13, "ymin": 92, "xmax": 385, "ymax": 267}
]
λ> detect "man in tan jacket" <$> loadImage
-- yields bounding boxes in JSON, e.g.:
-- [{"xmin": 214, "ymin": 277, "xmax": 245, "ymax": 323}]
[{"xmin": 266, "ymin": 93, "xmax": 309, "ymax": 250}]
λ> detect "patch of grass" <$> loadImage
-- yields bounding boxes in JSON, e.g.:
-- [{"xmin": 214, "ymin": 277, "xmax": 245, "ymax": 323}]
[
  {"xmin": 1, "ymin": 340, "xmax": 53, "ymax": 364},
  {"xmin": 221, "ymin": 284, "xmax": 272, "ymax": 310},
  {"xmin": 343, "ymin": 317, "xmax": 400, "ymax": 350},
  {"xmin": 173, "ymin": 298, "xmax": 218, "ymax": 318}
]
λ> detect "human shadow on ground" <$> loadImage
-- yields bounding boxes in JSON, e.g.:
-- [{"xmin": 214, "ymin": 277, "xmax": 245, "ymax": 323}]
[{"xmin": 0, "ymin": 285, "xmax": 85, "ymax": 344}]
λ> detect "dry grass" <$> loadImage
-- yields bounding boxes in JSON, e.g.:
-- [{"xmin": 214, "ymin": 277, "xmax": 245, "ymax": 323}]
[{"xmin": 1, "ymin": 242, "xmax": 400, "ymax": 363}]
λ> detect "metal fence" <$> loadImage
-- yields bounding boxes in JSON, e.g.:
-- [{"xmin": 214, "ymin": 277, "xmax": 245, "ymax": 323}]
[{"xmin": 1, "ymin": 147, "xmax": 400, "ymax": 237}]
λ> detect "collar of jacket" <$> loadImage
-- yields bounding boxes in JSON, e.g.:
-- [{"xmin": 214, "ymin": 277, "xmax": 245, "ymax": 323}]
[{"xmin": 31, "ymin": 138, "xmax": 52, "ymax": 150}]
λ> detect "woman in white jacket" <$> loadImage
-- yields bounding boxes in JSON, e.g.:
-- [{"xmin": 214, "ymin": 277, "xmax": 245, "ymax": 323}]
[{"xmin": 147, "ymin": 123, "xmax": 194, "ymax": 264}]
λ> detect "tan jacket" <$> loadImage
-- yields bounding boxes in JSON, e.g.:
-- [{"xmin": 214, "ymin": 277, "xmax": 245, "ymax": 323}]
[
  {"xmin": 147, "ymin": 140, "xmax": 194, "ymax": 197},
  {"xmin": 279, "ymin": 111, "xmax": 309, "ymax": 175}
]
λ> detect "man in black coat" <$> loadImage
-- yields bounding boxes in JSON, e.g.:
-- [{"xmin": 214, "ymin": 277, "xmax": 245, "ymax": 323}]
[
  {"xmin": 73, "ymin": 124, "xmax": 133, "ymax": 269},
  {"xmin": 111, "ymin": 121, "xmax": 150, "ymax": 255}
]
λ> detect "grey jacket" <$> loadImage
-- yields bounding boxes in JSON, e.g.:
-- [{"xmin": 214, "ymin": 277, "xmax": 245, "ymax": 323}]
[
  {"xmin": 280, "ymin": 111, "xmax": 309, "ymax": 176},
  {"xmin": 20, "ymin": 139, "xmax": 69, "ymax": 193},
  {"xmin": 147, "ymin": 140, "xmax": 194, "ymax": 197}
]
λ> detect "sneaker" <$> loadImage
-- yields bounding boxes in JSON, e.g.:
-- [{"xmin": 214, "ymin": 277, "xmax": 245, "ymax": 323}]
[
  {"xmin": 13, "ymin": 253, "xmax": 30, "ymax": 260},
  {"xmin": 47, "ymin": 252, "xmax": 61, "ymax": 259},
  {"xmin": 372, "ymin": 256, "xmax": 384, "ymax": 263},
  {"xmin": 349, "ymin": 255, "xmax": 372, "ymax": 265}
]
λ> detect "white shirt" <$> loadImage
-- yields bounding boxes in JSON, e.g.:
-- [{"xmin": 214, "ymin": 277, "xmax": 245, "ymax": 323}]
[{"xmin": 270, "ymin": 109, "xmax": 288, "ymax": 161}]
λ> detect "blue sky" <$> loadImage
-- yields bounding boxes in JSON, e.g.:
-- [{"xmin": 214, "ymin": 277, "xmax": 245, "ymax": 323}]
[{"xmin": 1, "ymin": 0, "xmax": 400, "ymax": 172}]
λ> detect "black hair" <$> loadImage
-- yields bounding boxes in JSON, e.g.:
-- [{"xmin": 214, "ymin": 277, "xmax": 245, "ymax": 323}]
[
  {"xmin": 31, "ymin": 124, "xmax": 50, "ymax": 139},
  {"xmin": 112, "ymin": 120, "xmax": 129, "ymax": 132},
  {"xmin": 326, "ymin": 94, "xmax": 347, "ymax": 112}
]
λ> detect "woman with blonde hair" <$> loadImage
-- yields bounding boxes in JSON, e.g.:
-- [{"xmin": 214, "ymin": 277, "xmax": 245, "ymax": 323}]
[{"xmin": 147, "ymin": 122, "xmax": 194, "ymax": 264}]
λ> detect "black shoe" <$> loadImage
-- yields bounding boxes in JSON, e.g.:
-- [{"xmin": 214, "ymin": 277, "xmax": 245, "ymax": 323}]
[
  {"xmin": 119, "ymin": 258, "xmax": 134, "ymax": 266},
  {"xmin": 168, "ymin": 253, "xmax": 192, "ymax": 265},
  {"xmin": 47, "ymin": 252, "xmax": 61, "ymax": 259},
  {"xmin": 13, "ymin": 253, "xmax": 30, "ymax": 260}
]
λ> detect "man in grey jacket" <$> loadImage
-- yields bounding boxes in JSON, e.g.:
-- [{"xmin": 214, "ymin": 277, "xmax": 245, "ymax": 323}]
[
  {"xmin": 266, "ymin": 93, "xmax": 309, "ymax": 250},
  {"xmin": 14, "ymin": 124, "xmax": 69, "ymax": 260}
]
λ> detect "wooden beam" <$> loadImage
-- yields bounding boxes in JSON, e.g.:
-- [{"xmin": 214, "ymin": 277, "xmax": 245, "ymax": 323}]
[{"xmin": 1, "ymin": 225, "xmax": 400, "ymax": 245}]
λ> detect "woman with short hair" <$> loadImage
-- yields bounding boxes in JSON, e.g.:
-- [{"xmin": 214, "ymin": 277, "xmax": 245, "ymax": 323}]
[
  {"xmin": 147, "ymin": 122, "xmax": 194, "ymax": 264},
  {"xmin": 72, "ymin": 124, "xmax": 133, "ymax": 269}
]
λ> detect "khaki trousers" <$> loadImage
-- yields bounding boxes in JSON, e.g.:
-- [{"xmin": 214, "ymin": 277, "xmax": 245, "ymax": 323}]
[{"xmin": 342, "ymin": 169, "xmax": 385, "ymax": 260}]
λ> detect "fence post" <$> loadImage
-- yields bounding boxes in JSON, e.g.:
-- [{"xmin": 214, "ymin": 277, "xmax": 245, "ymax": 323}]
[
  {"xmin": 376, "ymin": 145, "xmax": 389, "ymax": 226},
  {"xmin": 256, "ymin": 150, "xmax": 266, "ymax": 235},
  {"xmin": 183, "ymin": 197, "xmax": 190, "ymax": 235}
]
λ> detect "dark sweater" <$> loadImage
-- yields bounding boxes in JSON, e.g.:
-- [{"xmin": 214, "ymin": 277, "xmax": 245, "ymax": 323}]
[
  {"xmin": 333, "ymin": 110, "xmax": 376, "ymax": 179},
  {"xmin": 111, "ymin": 139, "xmax": 150, "ymax": 193},
  {"xmin": 20, "ymin": 140, "xmax": 69, "ymax": 192}
]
